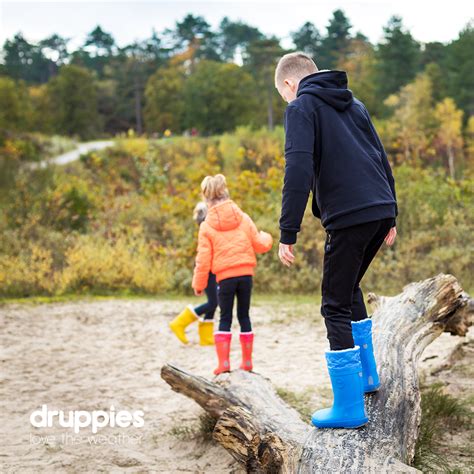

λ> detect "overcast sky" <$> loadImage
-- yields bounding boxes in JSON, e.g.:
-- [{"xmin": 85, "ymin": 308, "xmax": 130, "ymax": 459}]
[{"xmin": 0, "ymin": 0, "xmax": 472, "ymax": 51}]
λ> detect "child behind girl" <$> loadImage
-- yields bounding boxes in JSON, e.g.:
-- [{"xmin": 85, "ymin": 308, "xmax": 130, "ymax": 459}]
[
  {"xmin": 192, "ymin": 174, "xmax": 273, "ymax": 374},
  {"xmin": 169, "ymin": 201, "xmax": 218, "ymax": 346}
]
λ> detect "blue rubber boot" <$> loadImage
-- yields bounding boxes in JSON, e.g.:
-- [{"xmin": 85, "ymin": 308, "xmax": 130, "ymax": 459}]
[
  {"xmin": 351, "ymin": 318, "xmax": 380, "ymax": 393},
  {"xmin": 311, "ymin": 346, "xmax": 368, "ymax": 429}
]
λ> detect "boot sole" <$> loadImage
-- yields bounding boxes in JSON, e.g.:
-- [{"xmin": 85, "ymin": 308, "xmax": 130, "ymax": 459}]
[{"xmin": 311, "ymin": 417, "xmax": 368, "ymax": 429}]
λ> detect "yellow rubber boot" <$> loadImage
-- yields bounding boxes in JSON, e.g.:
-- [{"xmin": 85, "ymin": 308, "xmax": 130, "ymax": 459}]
[
  {"xmin": 198, "ymin": 320, "xmax": 215, "ymax": 346},
  {"xmin": 169, "ymin": 305, "xmax": 198, "ymax": 344}
]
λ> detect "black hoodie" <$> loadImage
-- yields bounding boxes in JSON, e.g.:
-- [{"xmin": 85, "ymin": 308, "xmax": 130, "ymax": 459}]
[{"xmin": 279, "ymin": 70, "xmax": 397, "ymax": 245}]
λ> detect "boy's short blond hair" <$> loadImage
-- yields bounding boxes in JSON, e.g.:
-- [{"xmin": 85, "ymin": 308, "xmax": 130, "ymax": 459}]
[{"xmin": 275, "ymin": 52, "xmax": 318, "ymax": 86}]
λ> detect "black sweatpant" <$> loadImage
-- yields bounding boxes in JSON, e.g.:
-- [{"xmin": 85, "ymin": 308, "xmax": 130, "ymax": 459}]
[
  {"xmin": 321, "ymin": 218, "xmax": 394, "ymax": 350},
  {"xmin": 217, "ymin": 275, "xmax": 253, "ymax": 333}
]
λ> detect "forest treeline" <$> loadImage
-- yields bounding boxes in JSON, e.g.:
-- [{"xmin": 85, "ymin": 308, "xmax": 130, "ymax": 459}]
[{"xmin": 1, "ymin": 10, "xmax": 473, "ymax": 139}]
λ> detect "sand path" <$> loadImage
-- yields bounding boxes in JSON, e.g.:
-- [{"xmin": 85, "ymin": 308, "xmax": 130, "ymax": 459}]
[{"xmin": 0, "ymin": 298, "xmax": 470, "ymax": 473}]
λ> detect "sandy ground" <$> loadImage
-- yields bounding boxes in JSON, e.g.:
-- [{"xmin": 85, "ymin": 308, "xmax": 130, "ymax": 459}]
[{"xmin": 0, "ymin": 297, "xmax": 471, "ymax": 473}]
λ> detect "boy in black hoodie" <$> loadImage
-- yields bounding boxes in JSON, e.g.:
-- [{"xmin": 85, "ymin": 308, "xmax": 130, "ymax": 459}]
[{"xmin": 275, "ymin": 52, "xmax": 397, "ymax": 429}]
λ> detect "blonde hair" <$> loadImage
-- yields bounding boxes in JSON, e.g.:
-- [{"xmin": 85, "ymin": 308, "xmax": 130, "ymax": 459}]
[
  {"xmin": 201, "ymin": 174, "xmax": 230, "ymax": 203},
  {"xmin": 275, "ymin": 52, "xmax": 318, "ymax": 86}
]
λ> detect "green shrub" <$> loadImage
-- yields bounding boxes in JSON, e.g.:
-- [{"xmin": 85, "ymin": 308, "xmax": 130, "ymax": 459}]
[{"xmin": 1, "ymin": 133, "xmax": 473, "ymax": 297}]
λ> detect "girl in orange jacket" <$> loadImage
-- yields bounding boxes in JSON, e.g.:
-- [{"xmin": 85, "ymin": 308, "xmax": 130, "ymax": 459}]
[{"xmin": 192, "ymin": 174, "xmax": 273, "ymax": 375}]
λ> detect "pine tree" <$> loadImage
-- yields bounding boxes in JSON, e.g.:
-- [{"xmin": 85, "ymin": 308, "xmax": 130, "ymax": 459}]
[
  {"xmin": 319, "ymin": 9, "xmax": 352, "ymax": 69},
  {"xmin": 375, "ymin": 16, "xmax": 421, "ymax": 101},
  {"xmin": 291, "ymin": 22, "xmax": 321, "ymax": 60}
]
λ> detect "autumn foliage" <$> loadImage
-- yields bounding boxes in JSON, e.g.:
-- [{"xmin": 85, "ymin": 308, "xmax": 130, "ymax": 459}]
[{"xmin": 0, "ymin": 125, "xmax": 472, "ymax": 298}]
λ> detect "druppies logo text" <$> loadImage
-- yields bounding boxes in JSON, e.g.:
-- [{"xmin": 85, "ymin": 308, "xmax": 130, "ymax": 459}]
[{"xmin": 30, "ymin": 404, "xmax": 145, "ymax": 433}]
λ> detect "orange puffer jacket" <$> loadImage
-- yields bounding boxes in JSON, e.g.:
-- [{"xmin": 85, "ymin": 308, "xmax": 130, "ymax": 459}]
[{"xmin": 192, "ymin": 199, "xmax": 273, "ymax": 292}]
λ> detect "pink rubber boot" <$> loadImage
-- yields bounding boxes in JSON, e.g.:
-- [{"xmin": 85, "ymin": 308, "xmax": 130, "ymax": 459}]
[
  {"xmin": 239, "ymin": 332, "xmax": 254, "ymax": 371},
  {"xmin": 213, "ymin": 332, "xmax": 232, "ymax": 375}
]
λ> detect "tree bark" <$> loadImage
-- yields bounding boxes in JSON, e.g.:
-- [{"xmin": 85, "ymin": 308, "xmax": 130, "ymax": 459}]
[
  {"xmin": 267, "ymin": 71, "xmax": 274, "ymax": 131},
  {"xmin": 447, "ymin": 143, "xmax": 455, "ymax": 180},
  {"xmin": 134, "ymin": 75, "xmax": 143, "ymax": 135},
  {"xmin": 161, "ymin": 274, "xmax": 471, "ymax": 473}
]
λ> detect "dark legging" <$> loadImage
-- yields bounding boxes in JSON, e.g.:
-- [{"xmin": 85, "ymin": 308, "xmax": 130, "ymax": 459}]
[
  {"xmin": 217, "ymin": 275, "xmax": 253, "ymax": 332},
  {"xmin": 194, "ymin": 272, "xmax": 218, "ymax": 320}
]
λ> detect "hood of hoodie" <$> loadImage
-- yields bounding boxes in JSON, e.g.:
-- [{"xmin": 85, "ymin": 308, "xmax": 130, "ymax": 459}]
[
  {"xmin": 296, "ymin": 70, "xmax": 353, "ymax": 111},
  {"xmin": 205, "ymin": 199, "xmax": 243, "ymax": 231}
]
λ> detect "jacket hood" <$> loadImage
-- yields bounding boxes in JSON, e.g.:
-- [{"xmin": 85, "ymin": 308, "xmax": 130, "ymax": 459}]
[
  {"xmin": 296, "ymin": 70, "xmax": 353, "ymax": 111},
  {"xmin": 205, "ymin": 199, "xmax": 243, "ymax": 231}
]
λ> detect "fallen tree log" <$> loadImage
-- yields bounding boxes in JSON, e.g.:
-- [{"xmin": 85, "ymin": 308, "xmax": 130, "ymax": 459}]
[{"xmin": 161, "ymin": 274, "xmax": 471, "ymax": 473}]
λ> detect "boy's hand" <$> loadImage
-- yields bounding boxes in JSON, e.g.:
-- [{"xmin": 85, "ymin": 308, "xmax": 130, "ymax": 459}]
[
  {"xmin": 194, "ymin": 289, "xmax": 204, "ymax": 296},
  {"xmin": 278, "ymin": 243, "xmax": 295, "ymax": 267},
  {"xmin": 384, "ymin": 227, "xmax": 397, "ymax": 246}
]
